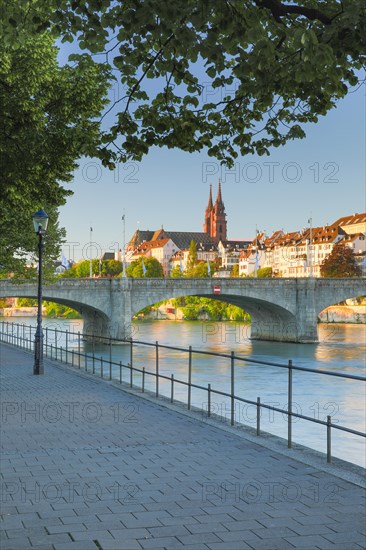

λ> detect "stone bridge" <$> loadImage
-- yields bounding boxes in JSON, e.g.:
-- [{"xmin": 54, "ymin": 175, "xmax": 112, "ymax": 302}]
[{"xmin": 0, "ymin": 278, "xmax": 365, "ymax": 343}]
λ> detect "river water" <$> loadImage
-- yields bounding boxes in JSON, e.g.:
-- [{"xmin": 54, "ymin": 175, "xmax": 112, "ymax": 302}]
[{"xmin": 2, "ymin": 317, "xmax": 365, "ymax": 468}]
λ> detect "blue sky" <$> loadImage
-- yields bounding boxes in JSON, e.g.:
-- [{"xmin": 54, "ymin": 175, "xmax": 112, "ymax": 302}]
[{"xmin": 58, "ymin": 54, "xmax": 365, "ymax": 262}]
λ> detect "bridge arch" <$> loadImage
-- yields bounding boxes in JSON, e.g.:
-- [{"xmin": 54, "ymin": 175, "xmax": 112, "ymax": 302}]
[
  {"xmin": 130, "ymin": 292, "xmax": 299, "ymax": 342},
  {"xmin": 0, "ymin": 285, "xmax": 113, "ymax": 341},
  {"xmin": 313, "ymin": 281, "xmax": 366, "ymax": 317}
]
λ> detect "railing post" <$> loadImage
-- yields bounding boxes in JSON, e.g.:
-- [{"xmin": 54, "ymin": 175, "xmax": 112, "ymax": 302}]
[
  {"xmin": 109, "ymin": 357, "xmax": 112, "ymax": 380},
  {"xmin": 101, "ymin": 357, "xmax": 104, "ymax": 378},
  {"xmin": 288, "ymin": 359, "xmax": 293, "ymax": 449},
  {"xmin": 208, "ymin": 384, "xmax": 211, "ymax": 418},
  {"xmin": 171, "ymin": 374, "xmax": 174, "ymax": 403},
  {"xmin": 92, "ymin": 352, "xmax": 95, "ymax": 374},
  {"xmin": 45, "ymin": 327, "xmax": 48, "ymax": 355},
  {"xmin": 257, "ymin": 397, "xmax": 261, "ymax": 436},
  {"xmin": 119, "ymin": 361, "xmax": 122, "ymax": 383},
  {"xmin": 60, "ymin": 346, "xmax": 63, "ymax": 363},
  {"xmin": 327, "ymin": 415, "xmax": 332, "ymax": 463},
  {"xmin": 55, "ymin": 328, "xmax": 58, "ymax": 360},
  {"xmin": 65, "ymin": 329, "xmax": 68, "ymax": 357},
  {"xmin": 72, "ymin": 349, "xmax": 74, "ymax": 366},
  {"xmin": 188, "ymin": 346, "xmax": 192, "ymax": 410},
  {"xmin": 50, "ymin": 343, "xmax": 53, "ymax": 360},
  {"xmin": 231, "ymin": 351, "xmax": 235, "ymax": 426},
  {"xmin": 155, "ymin": 341, "xmax": 159, "ymax": 398},
  {"xmin": 85, "ymin": 352, "xmax": 88, "ymax": 371},
  {"xmin": 130, "ymin": 338, "xmax": 133, "ymax": 371},
  {"xmin": 78, "ymin": 331, "xmax": 81, "ymax": 369},
  {"xmin": 130, "ymin": 363, "xmax": 133, "ymax": 388},
  {"xmin": 142, "ymin": 367, "xmax": 145, "ymax": 392}
]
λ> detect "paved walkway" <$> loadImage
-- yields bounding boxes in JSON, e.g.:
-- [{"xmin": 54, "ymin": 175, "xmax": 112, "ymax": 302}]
[{"xmin": 0, "ymin": 344, "xmax": 365, "ymax": 550}]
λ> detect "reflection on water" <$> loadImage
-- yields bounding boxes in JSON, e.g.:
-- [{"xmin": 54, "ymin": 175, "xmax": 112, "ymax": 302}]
[{"xmin": 2, "ymin": 317, "xmax": 365, "ymax": 467}]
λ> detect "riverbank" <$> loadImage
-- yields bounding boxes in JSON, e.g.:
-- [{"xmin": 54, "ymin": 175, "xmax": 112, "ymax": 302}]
[
  {"xmin": 1, "ymin": 304, "xmax": 366, "ymax": 323},
  {"xmin": 141, "ymin": 303, "xmax": 366, "ymax": 324},
  {"xmin": 318, "ymin": 305, "xmax": 366, "ymax": 324}
]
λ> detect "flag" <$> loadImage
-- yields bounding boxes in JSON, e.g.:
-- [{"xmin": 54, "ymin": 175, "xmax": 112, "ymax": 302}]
[
  {"xmin": 179, "ymin": 259, "xmax": 183, "ymax": 272},
  {"xmin": 61, "ymin": 254, "xmax": 69, "ymax": 269},
  {"xmin": 207, "ymin": 259, "xmax": 211, "ymax": 276},
  {"xmin": 142, "ymin": 259, "xmax": 147, "ymax": 275}
]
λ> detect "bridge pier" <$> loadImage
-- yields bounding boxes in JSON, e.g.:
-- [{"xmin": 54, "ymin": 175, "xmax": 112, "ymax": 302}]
[
  {"xmin": 82, "ymin": 309, "xmax": 133, "ymax": 343},
  {"xmin": 250, "ymin": 319, "xmax": 318, "ymax": 343},
  {"xmin": 243, "ymin": 297, "xmax": 319, "ymax": 343}
]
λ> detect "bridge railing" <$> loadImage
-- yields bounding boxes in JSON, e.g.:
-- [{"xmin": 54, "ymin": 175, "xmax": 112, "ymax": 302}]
[{"xmin": 1, "ymin": 320, "xmax": 365, "ymax": 466}]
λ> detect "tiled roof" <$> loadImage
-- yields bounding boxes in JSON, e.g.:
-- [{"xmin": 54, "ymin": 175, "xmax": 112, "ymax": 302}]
[
  {"xmin": 332, "ymin": 213, "xmax": 366, "ymax": 227},
  {"xmin": 135, "ymin": 238, "xmax": 172, "ymax": 253}
]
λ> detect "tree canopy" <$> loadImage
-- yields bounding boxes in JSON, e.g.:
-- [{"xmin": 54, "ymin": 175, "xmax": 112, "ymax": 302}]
[
  {"xmin": 2, "ymin": 0, "xmax": 364, "ymax": 167},
  {"xmin": 320, "ymin": 244, "xmax": 362, "ymax": 277},
  {"xmin": 0, "ymin": 29, "xmax": 110, "ymax": 275},
  {"xmin": 126, "ymin": 257, "xmax": 164, "ymax": 278},
  {"xmin": 61, "ymin": 259, "xmax": 123, "ymax": 278}
]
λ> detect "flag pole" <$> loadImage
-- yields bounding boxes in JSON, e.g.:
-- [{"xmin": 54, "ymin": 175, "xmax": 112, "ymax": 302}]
[{"xmin": 122, "ymin": 213, "xmax": 127, "ymax": 277}]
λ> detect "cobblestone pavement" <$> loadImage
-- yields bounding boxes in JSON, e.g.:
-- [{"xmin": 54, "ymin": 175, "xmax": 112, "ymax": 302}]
[{"xmin": 1, "ymin": 344, "xmax": 365, "ymax": 550}]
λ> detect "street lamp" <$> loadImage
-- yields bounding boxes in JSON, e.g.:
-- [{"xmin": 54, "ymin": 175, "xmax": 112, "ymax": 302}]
[{"xmin": 32, "ymin": 209, "xmax": 49, "ymax": 375}]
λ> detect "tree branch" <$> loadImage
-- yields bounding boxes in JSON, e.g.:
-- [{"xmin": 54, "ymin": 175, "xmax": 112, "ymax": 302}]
[{"xmin": 256, "ymin": 0, "xmax": 332, "ymax": 25}]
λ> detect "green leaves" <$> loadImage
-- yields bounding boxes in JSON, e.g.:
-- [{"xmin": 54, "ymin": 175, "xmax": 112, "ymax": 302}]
[
  {"xmin": 2, "ymin": 0, "xmax": 365, "ymax": 174},
  {"xmin": 1, "ymin": 31, "xmax": 111, "ymax": 274}
]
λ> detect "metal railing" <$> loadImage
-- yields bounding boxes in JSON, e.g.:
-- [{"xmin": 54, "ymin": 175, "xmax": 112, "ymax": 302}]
[{"xmin": 1, "ymin": 320, "xmax": 365, "ymax": 464}]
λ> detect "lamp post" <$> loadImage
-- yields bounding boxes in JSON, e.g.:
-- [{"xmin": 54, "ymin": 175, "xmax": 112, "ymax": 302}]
[{"xmin": 32, "ymin": 209, "xmax": 49, "ymax": 375}]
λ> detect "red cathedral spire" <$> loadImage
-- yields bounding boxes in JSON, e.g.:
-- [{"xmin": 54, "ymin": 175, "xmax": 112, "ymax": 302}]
[
  {"xmin": 216, "ymin": 178, "xmax": 223, "ymax": 205},
  {"xmin": 203, "ymin": 181, "xmax": 227, "ymax": 242},
  {"xmin": 203, "ymin": 184, "xmax": 213, "ymax": 235}
]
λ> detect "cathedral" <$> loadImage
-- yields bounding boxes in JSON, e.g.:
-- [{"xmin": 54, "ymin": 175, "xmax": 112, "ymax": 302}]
[
  {"xmin": 203, "ymin": 180, "xmax": 227, "ymax": 242},
  {"xmin": 127, "ymin": 181, "xmax": 228, "ymax": 253},
  {"xmin": 125, "ymin": 182, "xmax": 247, "ymax": 275}
]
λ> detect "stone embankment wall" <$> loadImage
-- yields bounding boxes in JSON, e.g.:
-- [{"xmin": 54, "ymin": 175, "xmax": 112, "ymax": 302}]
[
  {"xmin": 318, "ymin": 306, "xmax": 366, "ymax": 324},
  {"xmin": 0, "ymin": 307, "xmax": 38, "ymax": 317}
]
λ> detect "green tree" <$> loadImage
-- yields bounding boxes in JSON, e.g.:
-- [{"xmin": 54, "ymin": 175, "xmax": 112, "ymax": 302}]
[
  {"xmin": 2, "ymin": 1, "xmax": 364, "ymax": 166},
  {"xmin": 171, "ymin": 265, "xmax": 184, "ymax": 278},
  {"xmin": 16, "ymin": 298, "xmax": 37, "ymax": 307},
  {"xmin": 186, "ymin": 241, "xmax": 198, "ymax": 275},
  {"xmin": 44, "ymin": 302, "xmax": 81, "ymax": 318},
  {"xmin": 0, "ymin": 31, "xmax": 111, "ymax": 275},
  {"xmin": 257, "ymin": 267, "xmax": 273, "ymax": 278},
  {"xmin": 127, "ymin": 257, "xmax": 164, "ymax": 278},
  {"xmin": 103, "ymin": 260, "xmax": 123, "ymax": 277},
  {"xmin": 320, "ymin": 244, "xmax": 362, "ymax": 277},
  {"xmin": 60, "ymin": 259, "xmax": 122, "ymax": 278}
]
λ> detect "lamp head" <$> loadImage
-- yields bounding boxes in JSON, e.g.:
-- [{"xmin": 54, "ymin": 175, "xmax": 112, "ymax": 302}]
[{"xmin": 32, "ymin": 210, "xmax": 49, "ymax": 234}]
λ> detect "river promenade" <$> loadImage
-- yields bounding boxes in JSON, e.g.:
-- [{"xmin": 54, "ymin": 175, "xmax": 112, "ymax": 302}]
[{"xmin": 1, "ymin": 344, "xmax": 365, "ymax": 550}]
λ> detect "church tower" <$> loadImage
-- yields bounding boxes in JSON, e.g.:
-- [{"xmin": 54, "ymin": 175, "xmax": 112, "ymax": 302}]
[
  {"xmin": 210, "ymin": 179, "xmax": 227, "ymax": 242},
  {"xmin": 203, "ymin": 181, "xmax": 227, "ymax": 242},
  {"xmin": 203, "ymin": 184, "xmax": 213, "ymax": 235}
]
